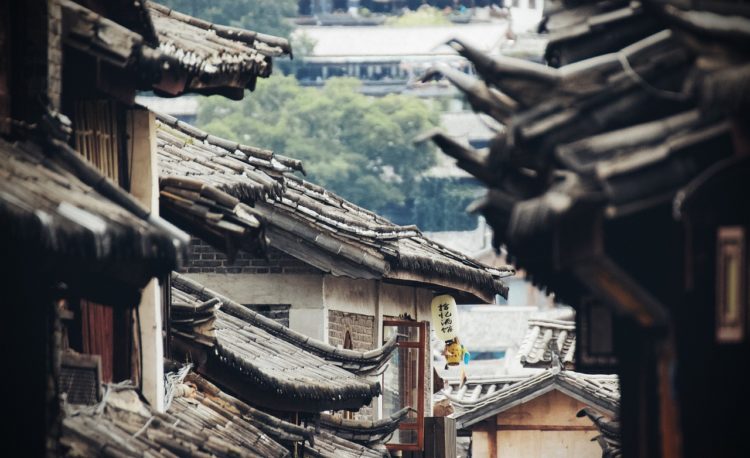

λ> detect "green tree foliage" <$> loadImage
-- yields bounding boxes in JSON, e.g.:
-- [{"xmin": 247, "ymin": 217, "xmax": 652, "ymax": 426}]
[
  {"xmin": 197, "ymin": 76, "xmax": 441, "ymax": 218},
  {"xmin": 157, "ymin": 0, "xmax": 297, "ymax": 37},
  {"xmin": 414, "ymin": 177, "xmax": 483, "ymax": 231},
  {"xmin": 384, "ymin": 6, "xmax": 451, "ymax": 27}
]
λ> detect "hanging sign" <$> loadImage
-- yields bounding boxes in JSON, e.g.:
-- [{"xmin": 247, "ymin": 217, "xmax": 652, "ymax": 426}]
[
  {"xmin": 431, "ymin": 294, "xmax": 459, "ymax": 341},
  {"xmin": 444, "ymin": 338, "xmax": 470, "ymax": 367}
]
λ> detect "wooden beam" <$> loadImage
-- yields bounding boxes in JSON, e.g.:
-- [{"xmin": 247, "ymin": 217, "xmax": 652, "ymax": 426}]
[{"xmin": 496, "ymin": 425, "xmax": 598, "ymax": 431}]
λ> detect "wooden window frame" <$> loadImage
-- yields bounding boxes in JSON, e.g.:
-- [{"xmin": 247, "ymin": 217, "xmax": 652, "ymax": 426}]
[
  {"xmin": 383, "ymin": 319, "xmax": 426, "ymax": 452},
  {"xmin": 577, "ymin": 297, "xmax": 618, "ymax": 371},
  {"xmin": 716, "ymin": 226, "xmax": 746, "ymax": 343}
]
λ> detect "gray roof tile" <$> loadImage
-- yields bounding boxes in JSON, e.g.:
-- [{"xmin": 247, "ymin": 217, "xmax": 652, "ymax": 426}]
[
  {"xmin": 171, "ymin": 272, "xmax": 396, "ymax": 411},
  {"xmin": 441, "ymin": 368, "xmax": 620, "ymax": 429},
  {"xmin": 518, "ymin": 317, "xmax": 576, "ymax": 369},
  {"xmin": 157, "ymin": 116, "xmax": 514, "ymax": 303},
  {"xmin": 61, "ymin": 370, "xmax": 386, "ymax": 458}
]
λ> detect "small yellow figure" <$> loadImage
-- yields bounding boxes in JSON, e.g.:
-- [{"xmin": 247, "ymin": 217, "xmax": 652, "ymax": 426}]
[{"xmin": 443, "ymin": 337, "xmax": 470, "ymax": 370}]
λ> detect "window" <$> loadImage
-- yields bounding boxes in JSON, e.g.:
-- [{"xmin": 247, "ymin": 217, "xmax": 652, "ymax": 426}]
[
  {"xmin": 383, "ymin": 319, "xmax": 426, "ymax": 452},
  {"xmin": 73, "ymin": 99, "xmax": 124, "ymax": 185},
  {"xmin": 716, "ymin": 227, "xmax": 746, "ymax": 343},
  {"xmin": 243, "ymin": 304, "xmax": 291, "ymax": 327},
  {"xmin": 578, "ymin": 297, "xmax": 618, "ymax": 370}
]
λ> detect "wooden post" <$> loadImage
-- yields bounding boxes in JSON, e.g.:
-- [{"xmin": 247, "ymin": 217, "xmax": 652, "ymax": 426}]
[
  {"xmin": 658, "ymin": 334, "xmax": 683, "ymax": 458},
  {"xmin": 487, "ymin": 418, "xmax": 498, "ymax": 458},
  {"xmin": 424, "ymin": 417, "xmax": 457, "ymax": 458},
  {"xmin": 127, "ymin": 108, "xmax": 165, "ymax": 411}
]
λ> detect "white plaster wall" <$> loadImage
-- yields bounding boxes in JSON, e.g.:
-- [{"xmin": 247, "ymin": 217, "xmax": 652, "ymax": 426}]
[
  {"xmin": 185, "ymin": 273, "xmax": 327, "ymax": 341},
  {"xmin": 414, "ymin": 287, "xmax": 433, "ymax": 322},
  {"xmin": 323, "ymin": 276, "xmax": 377, "ymax": 316},
  {"xmin": 324, "ymin": 276, "xmax": 433, "ymax": 322},
  {"xmin": 379, "ymin": 282, "xmax": 417, "ymax": 318},
  {"xmin": 289, "ymin": 307, "xmax": 328, "ymax": 342}
]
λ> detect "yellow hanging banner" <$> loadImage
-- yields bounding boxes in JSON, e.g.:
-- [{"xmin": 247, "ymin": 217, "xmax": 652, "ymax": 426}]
[{"xmin": 431, "ymin": 294, "xmax": 459, "ymax": 341}]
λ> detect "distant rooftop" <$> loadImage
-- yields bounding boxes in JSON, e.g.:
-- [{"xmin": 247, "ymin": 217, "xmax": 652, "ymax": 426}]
[
  {"xmin": 136, "ymin": 96, "xmax": 198, "ymax": 119},
  {"xmin": 295, "ymin": 22, "xmax": 510, "ymax": 60}
]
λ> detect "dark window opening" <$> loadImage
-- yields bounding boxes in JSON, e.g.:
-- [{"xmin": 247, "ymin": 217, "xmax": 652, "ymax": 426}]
[{"xmin": 244, "ymin": 304, "xmax": 291, "ymax": 327}]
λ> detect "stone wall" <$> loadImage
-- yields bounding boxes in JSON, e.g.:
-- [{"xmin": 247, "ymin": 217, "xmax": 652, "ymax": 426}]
[{"xmin": 183, "ymin": 237, "xmax": 322, "ymax": 275}]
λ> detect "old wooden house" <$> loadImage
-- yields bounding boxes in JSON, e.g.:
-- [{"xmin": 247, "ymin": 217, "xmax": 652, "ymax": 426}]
[
  {"xmin": 427, "ymin": 1, "xmax": 750, "ymax": 456},
  {"xmin": 435, "ymin": 311, "xmax": 618, "ymax": 458},
  {"xmin": 153, "ymin": 114, "xmax": 514, "ymax": 452},
  {"xmin": 61, "ymin": 361, "xmax": 397, "ymax": 457},
  {"xmin": 443, "ymin": 369, "xmax": 619, "ymax": 458},
  {"xmin": 1, "ymin": 0, "xmax": 291, "ymax": 453},
  {"xmin": 166, "ymin": 272, "xmax": 408, "ymax": 456}
]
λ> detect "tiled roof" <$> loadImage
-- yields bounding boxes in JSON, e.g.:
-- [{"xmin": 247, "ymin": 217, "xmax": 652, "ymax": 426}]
[
  {"xmin": 447, "ymin": 368, "xmax": 620, "ymax": 429},
  {"xmin": 147, "ymin": 2, "xmax": 289, "ymax": 96},
  {"xmin": 305, "ymin": 431, "xmax": 388, "ymax": 458},
  {"xmin": 156, "ymin": 115, "xmax": 514, "ymax": 303},
  {"xmin": 0, "ymin": 134, "xmax": 186, "ymax": 296},
  {"xmin": 318, "ymin": 407, "xmax": 412, "ymax": 446},
  {"xmin": 61, "ymin": 381, "xmax": 292, "ymax": 457},
  {"xmin": 159, "ymin": 175, "xmax": 266, "ymax": 260},
  {"xmin": 59, "ymin": 1, "xmax": 291, "ymax": 98},
  {"xmin": 440, "ymin": 374, "xmax": 535, "ymax": 411},
  {"xmin": 170, "ymin": 272, "xmax": 396, "ymax": 412},
  {"xmin": 423, "ymin": 0, "xmax": 745, "ymax": 304},
  {"xmin": 185, "ymin": 372, "xmax": 389, "ymax": 458},
  {"xmin": 518, "ymin": 316, "xmax": 576, "ymax": 369},
  {"xmin": 578, "ymin": 407, "xmax": 622, "ymax": 458},
  {"xmin": 541, "ymin": 1, "xmax": 662, "ymax": 67},
  {"xmin": 61, "ymin": 370, "xmax": 386, "ymax": 458}
]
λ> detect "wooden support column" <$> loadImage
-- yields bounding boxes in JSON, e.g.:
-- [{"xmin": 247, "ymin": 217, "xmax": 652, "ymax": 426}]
[
  {"xmin": 127, "ymin": 108, "xmax": 165, "ymax": 411},
  {"xmin": 375, "ymin": 280, "xmax": 384, "ymax": 420},
  {"xmin": 657, "ymin": 333, "xmax": 683, "ymax": 458},
  {"xmin": 424, "ymin": 417, "xmax": 457, "ymax": 458},
  {"xmin": 487, "ymin": 418, "xmax": 498, "ymax": 458}
]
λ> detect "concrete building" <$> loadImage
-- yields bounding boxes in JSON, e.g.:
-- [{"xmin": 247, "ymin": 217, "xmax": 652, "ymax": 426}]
[{"xmin": 291, "ymin": 22, "xmax": 512, "ymax": 95}]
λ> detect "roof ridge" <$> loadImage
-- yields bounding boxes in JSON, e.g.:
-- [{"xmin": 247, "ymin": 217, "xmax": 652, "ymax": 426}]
[
  {"xmin": 451, "ymin": 368, "xmax": 620, "ymax": 429},
  {"xmin": 146, "ymin": 1, "xmax": 291, "ymax": 55},
  {"xmin": 157, "ymin": 118, "xmax": 512, "ymax": 302},
  {"xmin": 171, "ymin": 272, "xmax": 398, "ymax": 374}
]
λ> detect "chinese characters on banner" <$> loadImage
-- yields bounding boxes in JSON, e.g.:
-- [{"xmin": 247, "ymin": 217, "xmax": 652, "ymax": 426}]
[{"xmin": 431, "ymin": 294, "xmax": 459, "ymax": 341}]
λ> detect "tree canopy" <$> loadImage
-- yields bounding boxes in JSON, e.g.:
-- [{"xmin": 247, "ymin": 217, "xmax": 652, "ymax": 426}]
[
  {"xmin": 384, "ymin": 6, "xmax": 451, "ymax": 27},
  {"xmin": 157, "ymin": 0, "xmax": 297, "ymax": 38},
  {"xmin": 197, "ymin": 76, "xmax": 480, "ymax": 230},
  {"xmin": 198, "ymin": 76, "xmax": 439, "ymax": 212}
]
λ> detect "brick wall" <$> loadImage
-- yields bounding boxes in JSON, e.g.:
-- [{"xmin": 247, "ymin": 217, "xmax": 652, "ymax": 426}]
[
  {"xmin": 328, "ymin": 310, "xmax": 376, "ymax": 351},
  {"xmin": 329, "ymin": 310, "xmax": 376, "ymax": 420},
  {"xmin": 244, "ymin": 304, "xmax": 290, "ymax": 328},
  {"xmin": 182, "ymin": 237, "xmax": 322, "ymax": 275}
]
